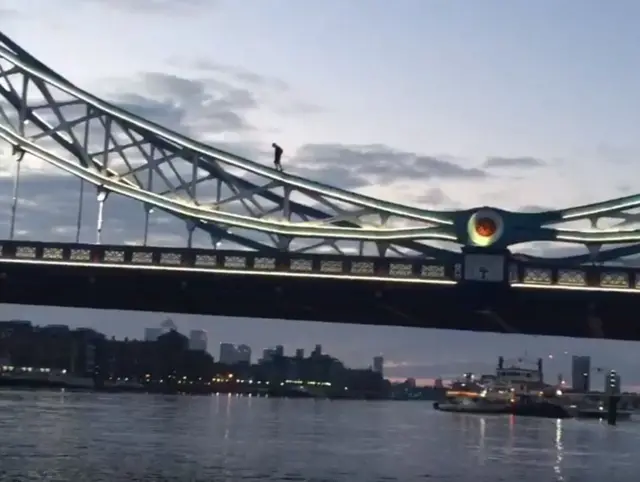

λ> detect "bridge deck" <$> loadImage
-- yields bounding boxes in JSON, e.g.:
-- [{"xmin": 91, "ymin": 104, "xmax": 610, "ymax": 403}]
[{"xmin": 0, "ymin": 259, "xmax": 639, "ymax": 341}]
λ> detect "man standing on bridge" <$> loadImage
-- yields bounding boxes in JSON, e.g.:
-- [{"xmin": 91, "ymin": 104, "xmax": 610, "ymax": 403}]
[{"xmin": 272, "ymin": 142, "xmax": 283, "ymax": 172}]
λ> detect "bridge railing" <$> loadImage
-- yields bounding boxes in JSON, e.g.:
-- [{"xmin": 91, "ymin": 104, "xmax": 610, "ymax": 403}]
[
  {"xmin": 515, "ymin": 264, "xmax": 635, "ymax": 291},
  {"xmin": 0, "ymin": 240, "xmax": 638, "ymax": 292},
  {"xmin": 0, "ymin": 240, "xmax": 456, "ymax": 284}
]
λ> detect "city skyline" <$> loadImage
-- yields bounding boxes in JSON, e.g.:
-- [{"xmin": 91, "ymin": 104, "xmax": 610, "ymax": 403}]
[
  {"xmin": 3, "ymin": 306, "xmax": 637, "ymax": 390},
  {"xmin": 92, "ymin": 317, "xmax": 383, "ymax": 373},
  {"xmin": 1, "ymin": 1, "xmax": 640, "ymax": 388}
]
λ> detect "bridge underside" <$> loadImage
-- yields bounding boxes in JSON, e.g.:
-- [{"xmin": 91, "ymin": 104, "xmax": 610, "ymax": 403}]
[{"xmin": 0, "ymin": 262, "xmax": 638, "ymax": 342}]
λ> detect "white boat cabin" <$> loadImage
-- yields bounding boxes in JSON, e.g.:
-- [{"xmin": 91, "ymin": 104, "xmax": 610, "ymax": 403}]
[{"xmin": 444, "ymin": 356, "xmax": 549, "ymax": 402}]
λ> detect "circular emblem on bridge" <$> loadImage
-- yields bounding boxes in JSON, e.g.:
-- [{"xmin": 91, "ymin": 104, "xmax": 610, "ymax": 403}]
[{"xmin": 467, "ymin": 209, "xmax": 504, "ymax": 247}]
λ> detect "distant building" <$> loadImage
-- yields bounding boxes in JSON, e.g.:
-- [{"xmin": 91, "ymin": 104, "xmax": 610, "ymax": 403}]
[
  {"xmin": 144, "ymin": 328, "xmax": 162, "ymax": 342},
  {"xmin": 434, "ymin": 378, "xmax": 444, "ymax": 388},
  {"xmin": 274, "ymin": 345, "xmax": 284, "ymax": 357},
  {"xmin": 295, "ymin": 348, "xmax": 304, "ymax": 359},
  {"xmin": 157, "ymin": 329, "xmax": 190, "ymax": 352},
  {"xmin": 605, "ymin": 369, "xmax": 621, "ymax": 395},
  {"xmin": 572, "ymin": 355, "xmax": 591, "ymax": 392},
  {"xmin": 236, "ymin": 344, "xmax": 251, "ymax": 364},
  {"xmin": 188, "ymin": 330, "xmax": 207, "ymax": 351},
  {"xmin": 373, "ymin": 356, "xmax": 384, "ymax": 376},
  {"xmin": 160, "ymin": 318, "xmax": 177, "ymax": 333},
  {"xmin": 41, "ymin": 324, "xmax": 70, "ymax": 333},
  {"xmin": 0, "ymin": 320, "xmax": 32, "ymax": 330},
  {"xmin": 0, "ymin": 320, "xmax": 33, "ymax": 340},
  {"xmin": 219, "ymin": 343, "xmax": 237, "ymax": 364},
  {"xmin": 312, "ymin": 344, "xmax": 322, "ymax": 357},
  {"xmin": 260, "ymin": 348, "xmax": 275, "ymax": 364}
]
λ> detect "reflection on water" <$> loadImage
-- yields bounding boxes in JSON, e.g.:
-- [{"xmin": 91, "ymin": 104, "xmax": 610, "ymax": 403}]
[
  {"xmin": 0, "ymin": 390, "xmax": 639, "ymax": 481},
  {"xmin": 555, "ymin": 418, "xmax": 564, "ymax": 481}
]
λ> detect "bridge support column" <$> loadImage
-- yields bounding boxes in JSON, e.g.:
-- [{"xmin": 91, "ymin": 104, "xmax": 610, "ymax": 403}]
[
  {"xmin": 186, "ymin": 220, "xmax": 196, "ymax": 249},
  {"xmin": 75, "ymin": 179, "xmax": 85, "ymax": 243},
  {"xmin": 95, "ymin": 188, "xmax": 109, "ymax": 244},
  {"xmin": 282, "ymin": 186, "xmax": 291, "ymax": 221},
  {"xmin": 8, "ymin": 145, "xmax": 24, "ymax": 241},
  {"xmin": 142, "ymin": 148, "xmax": 155, "ymax": 246},
  {"xmin": 276, "ymin": 235, "xmax": 291, "ymax": 252},
  {"xmin": 375, "ymin": 241, "xmax": 389, "ymax": 257},
  {"xmin": 142, "ymin": 204, "xmax": 153, "ymax": 246},
  {"xmin": 208, "ymin": 232, "xmax": 222, "ymax": 250}
]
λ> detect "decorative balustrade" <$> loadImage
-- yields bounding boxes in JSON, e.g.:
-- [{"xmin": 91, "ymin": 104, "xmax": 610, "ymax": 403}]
[{"xmin": 0, "ymin": 240, "xmax": 639, "ymax": 292}]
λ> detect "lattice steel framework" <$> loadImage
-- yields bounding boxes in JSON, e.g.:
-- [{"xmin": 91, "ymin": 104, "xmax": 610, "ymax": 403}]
[{"xmin": 1, "ymin": 31, "xmax": 640, "ymax": 264}]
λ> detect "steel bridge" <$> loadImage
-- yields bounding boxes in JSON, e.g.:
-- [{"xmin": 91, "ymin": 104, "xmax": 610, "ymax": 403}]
[{"xmin": 1, "ymin": 32, "xmax": 640, "ymax": 339}]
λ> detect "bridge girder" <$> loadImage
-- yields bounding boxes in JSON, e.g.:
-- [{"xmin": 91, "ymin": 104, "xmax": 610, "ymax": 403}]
[{"xmin": 0, "ymin": 32, "xmax": 639, "ymax": 264}]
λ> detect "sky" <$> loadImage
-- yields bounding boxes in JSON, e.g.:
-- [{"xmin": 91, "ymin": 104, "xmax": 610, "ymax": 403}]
[{"xmin": 1, "ymin": 0, "xmax": 640, "ymax": 387}]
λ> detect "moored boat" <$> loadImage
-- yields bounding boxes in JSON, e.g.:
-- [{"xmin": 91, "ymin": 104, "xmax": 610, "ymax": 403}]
[{"xmin": 434, "ymin": 356, "xmax": 572, "ymax": 418}]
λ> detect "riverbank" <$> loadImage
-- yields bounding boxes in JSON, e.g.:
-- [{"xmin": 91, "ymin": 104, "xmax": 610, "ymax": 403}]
[{"xmin": 0, "ymin": 376, "xmax": 395, "ymax": 400}]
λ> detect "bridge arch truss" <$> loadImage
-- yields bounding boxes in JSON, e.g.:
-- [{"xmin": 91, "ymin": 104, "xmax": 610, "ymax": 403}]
[{"xmin": 0, "ymin": 32, "xmax": 640, "ymax": 265}]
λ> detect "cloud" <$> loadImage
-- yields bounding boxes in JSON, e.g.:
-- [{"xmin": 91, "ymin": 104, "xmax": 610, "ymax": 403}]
[
  {"xmin": 105, "ymin": 72, "xmax": 258, "ymax": 138},
  {"xmin": 99, "ymin": 65, "xmax": 319, "ymax": 143},
  {"xmin": 483, "ymin": 156, "xmax": 545, "ymax": 169},
  {"xmin": 175, "ymin": 59, "xmax": 322, "ymax": 116},
  {"xmin": 188, "ymin": 60, "xmax": 290, "ymax": 93},
  {"xmin": 292, "ymin": 143, "xmax": 486, "ymax": 190},
  {"xmin": 618, "ymin": 184, "xmax": 632, "ymax": 194},
  {"xmin": 415, "ymin": 187, "xmax": 455, "ymax": 208},
  {"xmin": 518, "ymin": 204, "xmax": 551, "ymax": 212},
  {"xmin": 0, "ymin": 7, "xmax": 18, "ymax": 18},
  {"xmin": 595, "ymin": 142, "xmax": 638, "ymax": 165}
]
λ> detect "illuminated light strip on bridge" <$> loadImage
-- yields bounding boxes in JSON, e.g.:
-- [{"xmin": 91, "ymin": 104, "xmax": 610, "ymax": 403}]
[
  {"xmin": 0, "ymin": 257, "xmax": 460, "ymax": 285},
  {"xmin": 510, "ymin": 283, "xmax": 640, "ymax": 294},
  {"xmin": 0, "ymin": 241, "xmax": 639, "ymax": 292}
]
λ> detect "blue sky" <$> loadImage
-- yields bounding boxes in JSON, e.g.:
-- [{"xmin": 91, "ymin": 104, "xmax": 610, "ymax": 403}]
[{"xmin": 1, "ymin": 0, "xmax": 640, "ymax": 386}]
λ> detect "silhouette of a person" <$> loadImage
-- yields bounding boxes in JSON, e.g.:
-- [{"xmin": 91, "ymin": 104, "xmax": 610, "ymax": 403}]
[{"xmin": 272, "ymin": 143, "xmax": 283, "ymax": 171}]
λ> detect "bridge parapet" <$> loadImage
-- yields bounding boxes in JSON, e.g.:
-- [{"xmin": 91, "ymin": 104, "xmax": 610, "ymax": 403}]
[
  {"xmin": 0, "ymin": 239, "xmax": 457, "ymax": 285},
  {"xmin": 513, "ymin": 264, "xmax": 633, "ymax": 291},
  {"xmin": 0, "ymin": 239, "xmax": 638, "ymax": 293}
]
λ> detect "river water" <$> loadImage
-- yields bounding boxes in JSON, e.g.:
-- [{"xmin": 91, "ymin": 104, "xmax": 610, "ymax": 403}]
[{"xmin": 0, "ymin": 390, "xmax": 638, "ymax": 481}]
